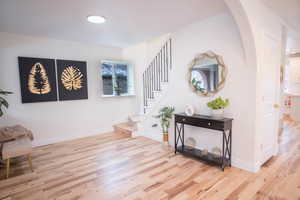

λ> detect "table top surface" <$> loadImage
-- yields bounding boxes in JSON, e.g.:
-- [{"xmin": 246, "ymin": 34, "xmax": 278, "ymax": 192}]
[{"xmin": 175, "ymin": 113, "xmax": 233, "ymax": 122}]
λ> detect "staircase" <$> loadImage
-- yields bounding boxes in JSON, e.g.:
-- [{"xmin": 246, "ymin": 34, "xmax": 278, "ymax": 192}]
[
  {"xmin": 143, "ymin": 38, "xmax": 172, "ymax": 114},
  {"xmin": 113, "ymin": 38, "xmax": 173, "ymax": 141}
]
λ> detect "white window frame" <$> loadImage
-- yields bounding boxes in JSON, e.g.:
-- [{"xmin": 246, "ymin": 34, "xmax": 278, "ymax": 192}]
[{"xmin": 100, "ymin": 60, "xmax": 135, "ymax": 97}]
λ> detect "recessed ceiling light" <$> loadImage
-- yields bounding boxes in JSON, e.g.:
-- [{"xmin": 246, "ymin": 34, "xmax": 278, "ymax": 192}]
[{"xmin": 87, "ymin": 15, "xmax": 106, "ymax": 24}]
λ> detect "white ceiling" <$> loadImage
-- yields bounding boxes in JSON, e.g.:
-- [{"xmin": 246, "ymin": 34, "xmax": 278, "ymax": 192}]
[
  {"xmin": 0, "ymin": 0, "xmax": 228, "ymax": 48},
  {"xmin": 262, "ymin": 0, "xmax": 300, "ymax": 35}
]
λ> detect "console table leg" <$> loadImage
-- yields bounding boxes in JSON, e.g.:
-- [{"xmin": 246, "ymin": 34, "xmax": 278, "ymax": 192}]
[
  {"xmin": 222, "ymin": 131, "xmax": 225, "ymax": 170},
  {"xmin": 229, "ymin": 129, "xmax": 232, "ymax": 167},
  {"xmin": 175, "ymin": 122, "xmax": 184, "ymax": 154},
  {"xmin": 175, "ymin": 122, "xmax": 177, "ymax": 154},
  {"xmin": 182, "ymin": 123, "xmax": 184, "ymax": 152}
]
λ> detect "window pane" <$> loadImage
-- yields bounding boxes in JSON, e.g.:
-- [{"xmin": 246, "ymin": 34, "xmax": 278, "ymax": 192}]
[
  {"xmin": 115, "ymin": 64, "xmax": 128, "ymax": 94},
  {"xmin": 102, "ymin": 63, "xmax": 113, "ymax": 95}
]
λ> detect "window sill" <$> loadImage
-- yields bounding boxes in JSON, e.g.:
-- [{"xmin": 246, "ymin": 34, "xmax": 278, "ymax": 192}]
[{"xmin": 102, "ymin": 94, "xmax": 136, "ymax": 98}]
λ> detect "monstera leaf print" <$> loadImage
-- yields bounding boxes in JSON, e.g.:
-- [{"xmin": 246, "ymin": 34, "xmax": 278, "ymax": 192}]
[
  {"xmin": 61, "ymin": 66, "xmax": 83, "ymax": 91},
  {"xmin": 28, "ymin": 63, "xmax": 51, "ymax": 95}
]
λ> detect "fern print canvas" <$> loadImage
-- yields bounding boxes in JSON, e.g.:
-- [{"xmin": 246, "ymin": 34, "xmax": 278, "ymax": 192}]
[
  {"xmin": 18, "ymin": 57, "xmax": 58, "ymax": 103},
  {"xmin": 57, "ymin": 60, "xmax": 88, "ymax": 101},
  {"xmin": 28, "ymin": 63, "xmax": 52, "ymax": 95}
]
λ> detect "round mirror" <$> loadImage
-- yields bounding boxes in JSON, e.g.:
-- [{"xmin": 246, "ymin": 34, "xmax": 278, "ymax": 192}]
[{"xmin": 188, "ymin": 51, "xmax": 227, "ymax": 96}]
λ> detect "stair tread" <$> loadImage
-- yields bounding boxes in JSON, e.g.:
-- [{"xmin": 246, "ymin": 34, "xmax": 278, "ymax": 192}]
[{"xmin": 114, "ymin": 122, "xmax": 137, "ymax": 132}]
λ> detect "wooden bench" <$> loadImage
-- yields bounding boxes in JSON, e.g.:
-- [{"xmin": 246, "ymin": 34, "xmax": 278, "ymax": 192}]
[{"xmin": 2, "ymin": 136, "xmax": 33, "ymax": 178}]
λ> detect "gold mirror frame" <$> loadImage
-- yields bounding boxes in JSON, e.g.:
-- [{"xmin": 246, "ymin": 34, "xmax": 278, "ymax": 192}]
[{"xmin": 187, "ymin": 51, "xmax": 227, "ymax": 96}]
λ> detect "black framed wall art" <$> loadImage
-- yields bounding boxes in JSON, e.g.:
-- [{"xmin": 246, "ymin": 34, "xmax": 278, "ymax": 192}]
[
  {"xmin": 56, "ymin": 59, "xmax": 88, "ymax": 101},
  {"xmin": 18, "ymin": 57, "xmax": 58, "ymax": 103}
]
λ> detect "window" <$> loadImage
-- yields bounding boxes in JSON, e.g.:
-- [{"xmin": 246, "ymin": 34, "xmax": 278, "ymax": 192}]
[{"xmin": 101, "ymin": 60, "xmax": 135, "ymax": 97}]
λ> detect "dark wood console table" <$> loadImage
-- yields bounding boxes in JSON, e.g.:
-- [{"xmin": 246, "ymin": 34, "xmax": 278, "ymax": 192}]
[{"xmin": 174, "ymin": 113, "xmax": 233, "ymax": 170}]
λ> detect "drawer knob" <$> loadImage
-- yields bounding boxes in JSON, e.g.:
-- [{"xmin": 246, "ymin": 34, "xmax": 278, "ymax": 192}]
[
  {"xmin": 182, "ymin": 118, "xmax": 186, "ymax": 121},
  {"xmin": 208, "ymin": 122, "xmax": 211, "ymax": 126}
]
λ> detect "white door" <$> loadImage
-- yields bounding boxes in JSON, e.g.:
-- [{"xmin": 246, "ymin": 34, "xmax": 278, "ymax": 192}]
[{"xmin": 261, "ymin": 32, "xmax": 281, "ymax": 165}]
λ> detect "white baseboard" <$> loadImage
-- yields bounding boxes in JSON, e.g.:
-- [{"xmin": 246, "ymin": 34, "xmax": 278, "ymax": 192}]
[
  {"xmin": 142, "ymin": 132, "xmax": 163, "ymax": 142},
  {"xmin": 231, "ymin": 157, "xmax": 260, "ymax": 173},
  {"xmin": 32, "ymin": 128, "xmax": 113, "ymax": 147}
]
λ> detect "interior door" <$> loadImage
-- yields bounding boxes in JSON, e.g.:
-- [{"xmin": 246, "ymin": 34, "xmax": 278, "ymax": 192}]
[{"xmin": 261, "ymin": 32, "xmax": 281, "ymax": 164}]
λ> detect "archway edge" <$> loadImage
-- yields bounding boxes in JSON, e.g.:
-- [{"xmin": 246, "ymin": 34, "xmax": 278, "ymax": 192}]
[{"xmin": 224, "ymin": 0, "xmax": 258, "ymax": 70}]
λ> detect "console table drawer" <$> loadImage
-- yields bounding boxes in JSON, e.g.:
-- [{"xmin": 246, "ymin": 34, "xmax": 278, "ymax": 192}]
[
  {"xmin": 175, "ymin": 115, "xmax": 225, "ymax": 130},
  {"xmin": 202, "ymin": 121, "xmax": 224, "ymax": 130}
]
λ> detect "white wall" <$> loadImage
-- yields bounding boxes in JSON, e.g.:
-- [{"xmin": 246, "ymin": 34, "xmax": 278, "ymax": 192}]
[
  {"xmin": 287, "ymin": 33, "xmax": 300, "ymax": 53},
  {"xmin": 285, "ymin": 56, "xmax": 300, "ymax": 94},
  {"xmin": 290, "ymin": 96, "xmax": 300, "ymax": 121},
  {"xmin": 0, "ymin": 32, "xmax": 137, "ymax": 146},
  {"xmin": 123, "ymin": 13, "xmax": 257, "ymax": 172}
]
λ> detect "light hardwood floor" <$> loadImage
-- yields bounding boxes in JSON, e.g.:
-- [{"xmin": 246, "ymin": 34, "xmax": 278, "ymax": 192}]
[{"xmin": 0, "ymin": 123, "xmax": 300, "ymax": 200}]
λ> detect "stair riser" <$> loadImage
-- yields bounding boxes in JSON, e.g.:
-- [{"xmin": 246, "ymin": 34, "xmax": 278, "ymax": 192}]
[{"xmin": 113, "ymin": 126, "xmax": 132, "ymax": 137}]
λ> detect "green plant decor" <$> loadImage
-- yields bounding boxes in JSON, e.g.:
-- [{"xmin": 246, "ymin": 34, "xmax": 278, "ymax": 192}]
[
  {"xmin": 113, "ymin": 81, "xmax": 122, "ymax": 96},
  {"xmin": 154, "ymin": 106, "xmax": 175, "ymax": 134},
  {"xmin": 191, "ymin": 78, "xmax": 205, "ymax": 92},
  {"xmin": 0, "ymin": 89, "xmax": 13, "ymax": 117},
  {"xmin": 207, "ymin": 97, "xmax": 229, "ymax": 110}
]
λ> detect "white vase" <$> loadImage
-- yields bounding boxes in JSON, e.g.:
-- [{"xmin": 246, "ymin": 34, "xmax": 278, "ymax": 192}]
[
  {"xmin": 185, "ymin": 105, "xmax": 195, "ymax": 116},
  {"xmin": 211, "ymin": 109, "xmax": 224, "ymax": 118}
]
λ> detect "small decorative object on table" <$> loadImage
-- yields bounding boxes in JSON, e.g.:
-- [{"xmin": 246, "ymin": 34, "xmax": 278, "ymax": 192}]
[
  {"xmin": 212, "ymin": 147, "xmax": 222, "ymax": 159},
  {"xmin": 207, "ymin": 97, "xmax": 229, "ymax": 118},
  {"xmin": 201, "ymin": 149, "xmax": 208, "ymax": 156},
  {"xmin": 154, "ymin": 106, "xmax": 175, "ymax": 145},
  {"xmin": 185, "ymin": 137, "xmax": 196, "ymax": 150},
  {"xmin": 185, "ymin": 105, "xmax": 195, "ymax": 116}
]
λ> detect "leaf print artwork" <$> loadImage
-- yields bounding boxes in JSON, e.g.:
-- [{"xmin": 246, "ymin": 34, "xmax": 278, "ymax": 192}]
[
  {"xmin": 28, "ymin": 63, "xmax": 51, "ymax": 95},
  {"xmin": 61, "ymin": 66, "xmax": 83, "ymax": 91}
]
